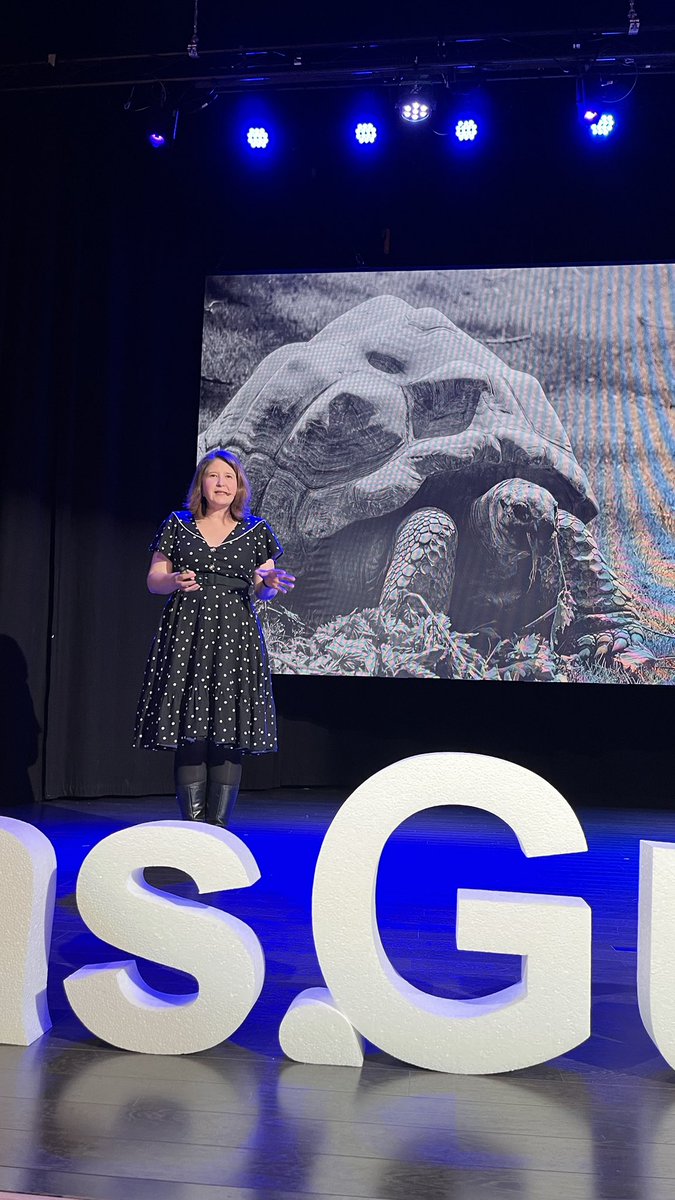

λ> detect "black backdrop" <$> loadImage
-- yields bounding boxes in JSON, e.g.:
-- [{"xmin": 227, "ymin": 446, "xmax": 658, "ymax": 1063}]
[{"xmin": 1, "ymin": 72, "xmax": 673, "ymax": 808}]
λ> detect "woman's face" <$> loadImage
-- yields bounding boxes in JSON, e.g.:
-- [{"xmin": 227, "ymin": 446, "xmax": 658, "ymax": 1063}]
[{"xmin": 201, "ymin": 459, "xmax": 238, "ymax": 513}]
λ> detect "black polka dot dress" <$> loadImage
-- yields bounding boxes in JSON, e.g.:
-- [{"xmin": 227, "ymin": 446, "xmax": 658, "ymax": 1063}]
[{"xmin": 134, "ymin": 510, "xmax": 282, "ymax": 753}]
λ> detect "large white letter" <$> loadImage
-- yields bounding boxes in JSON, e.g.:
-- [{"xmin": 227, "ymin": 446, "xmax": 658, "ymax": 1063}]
[
  {"xmin": 292, "ymin": 753, "xmax": 590, "ymax": 1074},
  {"xmin": 0, "ymin": 816, "xmax": 56, "ymax": 1045},
  {"xmin": 638, "ymin": 840, "xmax": 675, "ymax": 1069},
  {"xmin": 64, "ymin": 821, "xmax": 264, "ymax": 1055}
]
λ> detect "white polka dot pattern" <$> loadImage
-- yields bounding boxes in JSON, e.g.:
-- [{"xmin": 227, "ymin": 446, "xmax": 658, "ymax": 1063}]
[{"xmin": 134, "ymin": 511, "xmax": 282, "ymax": 753}]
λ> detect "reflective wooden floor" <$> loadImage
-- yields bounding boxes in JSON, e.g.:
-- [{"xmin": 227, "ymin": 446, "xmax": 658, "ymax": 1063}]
[{"xmin": 1, "ymin": 790, "xmax": 675, "ymax": 1200}]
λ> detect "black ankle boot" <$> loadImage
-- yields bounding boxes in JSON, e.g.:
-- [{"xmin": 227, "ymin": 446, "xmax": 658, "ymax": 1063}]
[
  {"xmin": 176, "ymin": 781, "xmax": 207, "ymax": 821},
  {"xmin": 206, "ymin": 782, "xmax": 239, "ymax": 828}
]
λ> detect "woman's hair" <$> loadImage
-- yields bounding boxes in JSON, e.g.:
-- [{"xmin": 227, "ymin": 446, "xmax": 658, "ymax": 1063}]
[{"xmin": 185, "ymin": 449, "xmax": 251, "ymax": 520}]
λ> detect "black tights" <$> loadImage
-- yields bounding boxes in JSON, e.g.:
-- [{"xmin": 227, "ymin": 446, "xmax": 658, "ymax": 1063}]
[{"xmin": 174, "ymin": 740, "xmax": 242, "ymax": 789}]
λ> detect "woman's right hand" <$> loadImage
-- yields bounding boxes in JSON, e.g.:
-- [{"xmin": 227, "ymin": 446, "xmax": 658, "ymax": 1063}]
[{"xmin": 173, "ymin": 570, "xmax": 201, "ymax": 593}]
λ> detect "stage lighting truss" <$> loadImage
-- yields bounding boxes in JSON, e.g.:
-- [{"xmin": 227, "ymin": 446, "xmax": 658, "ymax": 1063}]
[
  {"xmin": 246, "ymin": 125, "xmax": 270, "ymax": 149},
  {"xmin": 21, "ymin": 22, "xmax": 674, "ymax": 160},
  {"xmin": 454, "ymin": 118, "xmax": 479, "ymax": 142},
  {"xmin": 8, "ymin": 23, "xmax": 675, "ymax": 99},
  {"xmin": 355, "ymin": 121, "xmax": 377, "ymax": 144}
]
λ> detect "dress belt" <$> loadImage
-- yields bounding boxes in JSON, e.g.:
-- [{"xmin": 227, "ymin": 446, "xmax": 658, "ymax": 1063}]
[{"xmin": 195, "ymin": 573, "xmax": 251, "ymax": 592}]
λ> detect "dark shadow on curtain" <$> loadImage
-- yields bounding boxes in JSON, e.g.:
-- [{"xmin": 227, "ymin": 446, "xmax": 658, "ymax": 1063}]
[{"xmin": 0, "ymin": 635, "xmax": 40, "ymax": 806}]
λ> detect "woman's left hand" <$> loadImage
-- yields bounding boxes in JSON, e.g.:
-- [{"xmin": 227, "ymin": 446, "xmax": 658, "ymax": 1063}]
[{"xmin": 255, "ymin": 567, "xmax": 296, "ymax": 598}]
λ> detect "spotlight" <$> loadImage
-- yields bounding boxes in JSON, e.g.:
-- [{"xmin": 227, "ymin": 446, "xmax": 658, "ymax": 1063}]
[
  {"xmin": 583, "ymin": 110, "xmax": 616, "ymax": 137},
  {"xmin": 590, "ymin": 112, "xmax": 616, "ymax": 137},
  {"xmin": 401, "ymin": 100, "xmax": 431, "ymax": 123},
  {"xmin": 355, "ymin": 121, "xmax": 377, "ymax": 144},
  {"xmin": 454, "ymin": 118, "xmax": 478, "ymax": 142},
  {"xmin": 577, "ymin": 81, "xmax": 617, "ymax": 139},
  {"xmin": 397, "ymin": 87, "xmax": 434, "ymax": 124},
  {"xmin": 246, "ymin": 126, "xmax": 270, "ymax": 149},
  {"xmin": 144, "ymin": 108, "xmax": 178, "ymax": 149}
]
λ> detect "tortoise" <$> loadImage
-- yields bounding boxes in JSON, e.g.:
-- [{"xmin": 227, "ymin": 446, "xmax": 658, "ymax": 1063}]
[{"xmin": 198, "ymin": 295, "xmax": 646, "ymax": 662}]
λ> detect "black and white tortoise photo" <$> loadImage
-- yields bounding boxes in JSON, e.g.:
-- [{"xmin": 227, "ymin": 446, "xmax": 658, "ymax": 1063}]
[{"xmin": 199, "ymin": 295, "xmax": 650, "ymax": 676}]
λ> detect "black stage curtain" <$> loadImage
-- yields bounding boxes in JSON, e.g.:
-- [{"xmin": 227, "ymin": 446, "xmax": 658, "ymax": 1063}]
[
  {"xmin": 0, "ymin": 88, "xmax": 672, "ymax": 807},
  {"xmin": 1, "ymin": 97, "xmax": 206, "ymax": 800}
]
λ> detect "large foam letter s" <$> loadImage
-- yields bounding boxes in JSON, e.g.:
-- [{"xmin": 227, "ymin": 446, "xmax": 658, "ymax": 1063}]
[
  {"xmin": 304, "ymin": 753, "xmax": 591, "ymax": 1074},
  {"xmin": 64, "ymin": 821, "xmax": 264, "ymax": 1055},
  {"xmin": 0, "ymin": 816, "xmax": 56, "ymax": 1045}
]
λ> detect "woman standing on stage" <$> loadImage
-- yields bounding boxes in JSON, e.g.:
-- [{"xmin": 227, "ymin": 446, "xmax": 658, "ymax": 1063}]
[{"xmin": 134, "ymin": 449, "xmax": 294, "ymax": 826}]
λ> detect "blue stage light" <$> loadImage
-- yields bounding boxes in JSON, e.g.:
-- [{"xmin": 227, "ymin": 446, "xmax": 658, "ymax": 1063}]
[
  {"xmin": 145, "ymin": 108, "xmax": 178, "ymax": 149},
  {"xmin": 589, "ymin": 112, "xmax": 616, "ymax": 137},
  {"xmin": 581, "ymin": 107, "xmax": 616, "ymax": 137},
  {"xmin": 246, "ymin": 126, "xmax": 270, "ymax": 150},
  {"xmin": 355, "ymin": 122, "xmax": 378, "ymax": 144},
  {"xmin": 455, "ymin": 118, "xmax": 478, "ymax": 142}
]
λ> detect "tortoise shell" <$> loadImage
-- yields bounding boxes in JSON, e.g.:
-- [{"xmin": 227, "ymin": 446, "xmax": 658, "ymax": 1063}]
[{"xmin": 199, "ymin": 295, "xmax": 597, "ymax": 571}]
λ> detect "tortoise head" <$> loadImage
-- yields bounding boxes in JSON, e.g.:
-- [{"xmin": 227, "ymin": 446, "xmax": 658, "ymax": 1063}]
[{"xmin": 470, "ymin": 478, "xmax": 560, "ymax": 591}]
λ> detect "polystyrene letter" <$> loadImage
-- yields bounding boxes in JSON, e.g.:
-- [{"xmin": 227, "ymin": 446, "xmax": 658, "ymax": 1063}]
[
  {"xmin": 279, "ymin": 986, "xmax": 364, "ymax": 1066},
  {"xmin": 0, "ymin": 817, "xmax": 56, "ymax": 1045},
  {"xmin": 64, "ymin": 821, "xmax": 264, "ymax": 1054},
  {"xmin": 309, "ymin": 752, "xmax": 591, "ymax": 1073},
  {"xmin": 638, "ymin": 840, "xmax": 675, "ymax": 1068}
]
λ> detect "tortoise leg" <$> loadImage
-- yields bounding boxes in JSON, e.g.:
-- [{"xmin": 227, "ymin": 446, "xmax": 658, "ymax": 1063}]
[
  {"xmin": 548, "ymin": 512, "xmax": 649, "ymax": 661},
  {"xmin": 379, "ymin": 507, "xmax": 458, "ymax": 615}
]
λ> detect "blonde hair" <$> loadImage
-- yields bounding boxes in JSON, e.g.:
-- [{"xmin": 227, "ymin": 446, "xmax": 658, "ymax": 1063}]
[{"xmin": 185, "ymin": 450, "xmax": 251, "ymax": 520}]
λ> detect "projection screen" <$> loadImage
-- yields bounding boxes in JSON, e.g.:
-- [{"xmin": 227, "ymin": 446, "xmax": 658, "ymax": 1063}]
[{"xmin": 198, "ymin": 266, "xmax": 675, "ymax": 683}]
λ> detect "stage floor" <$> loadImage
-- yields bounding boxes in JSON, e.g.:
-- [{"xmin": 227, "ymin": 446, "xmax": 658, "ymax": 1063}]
[{"xmin": 1, "ymin": 789, "xmax": 675, "ymax": 1200}]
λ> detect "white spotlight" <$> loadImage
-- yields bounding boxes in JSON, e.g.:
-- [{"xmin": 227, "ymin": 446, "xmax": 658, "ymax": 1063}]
[
  {"xmin": 355, "ymin": 122, "xmax": 378, "ymax": 144},
  {"xmin": 590, "ymin": 113, "xmax": 616, "ymax": 137},
  {"xmin": 246, "ymin": 126, "xmax": 270, "ymax": 150},
  {"xmin": 454, "ymin": 118, "xmax": 478, "ymax": 142},
  {"xmin": 397, "ymin": 88, "xmax": 434, "ymax": 124}
]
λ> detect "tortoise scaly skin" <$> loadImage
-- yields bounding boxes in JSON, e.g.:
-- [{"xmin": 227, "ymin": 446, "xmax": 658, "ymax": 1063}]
[{"xmin": 379, "ymin": 508, "xmax": 458, "ymax": 616}]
